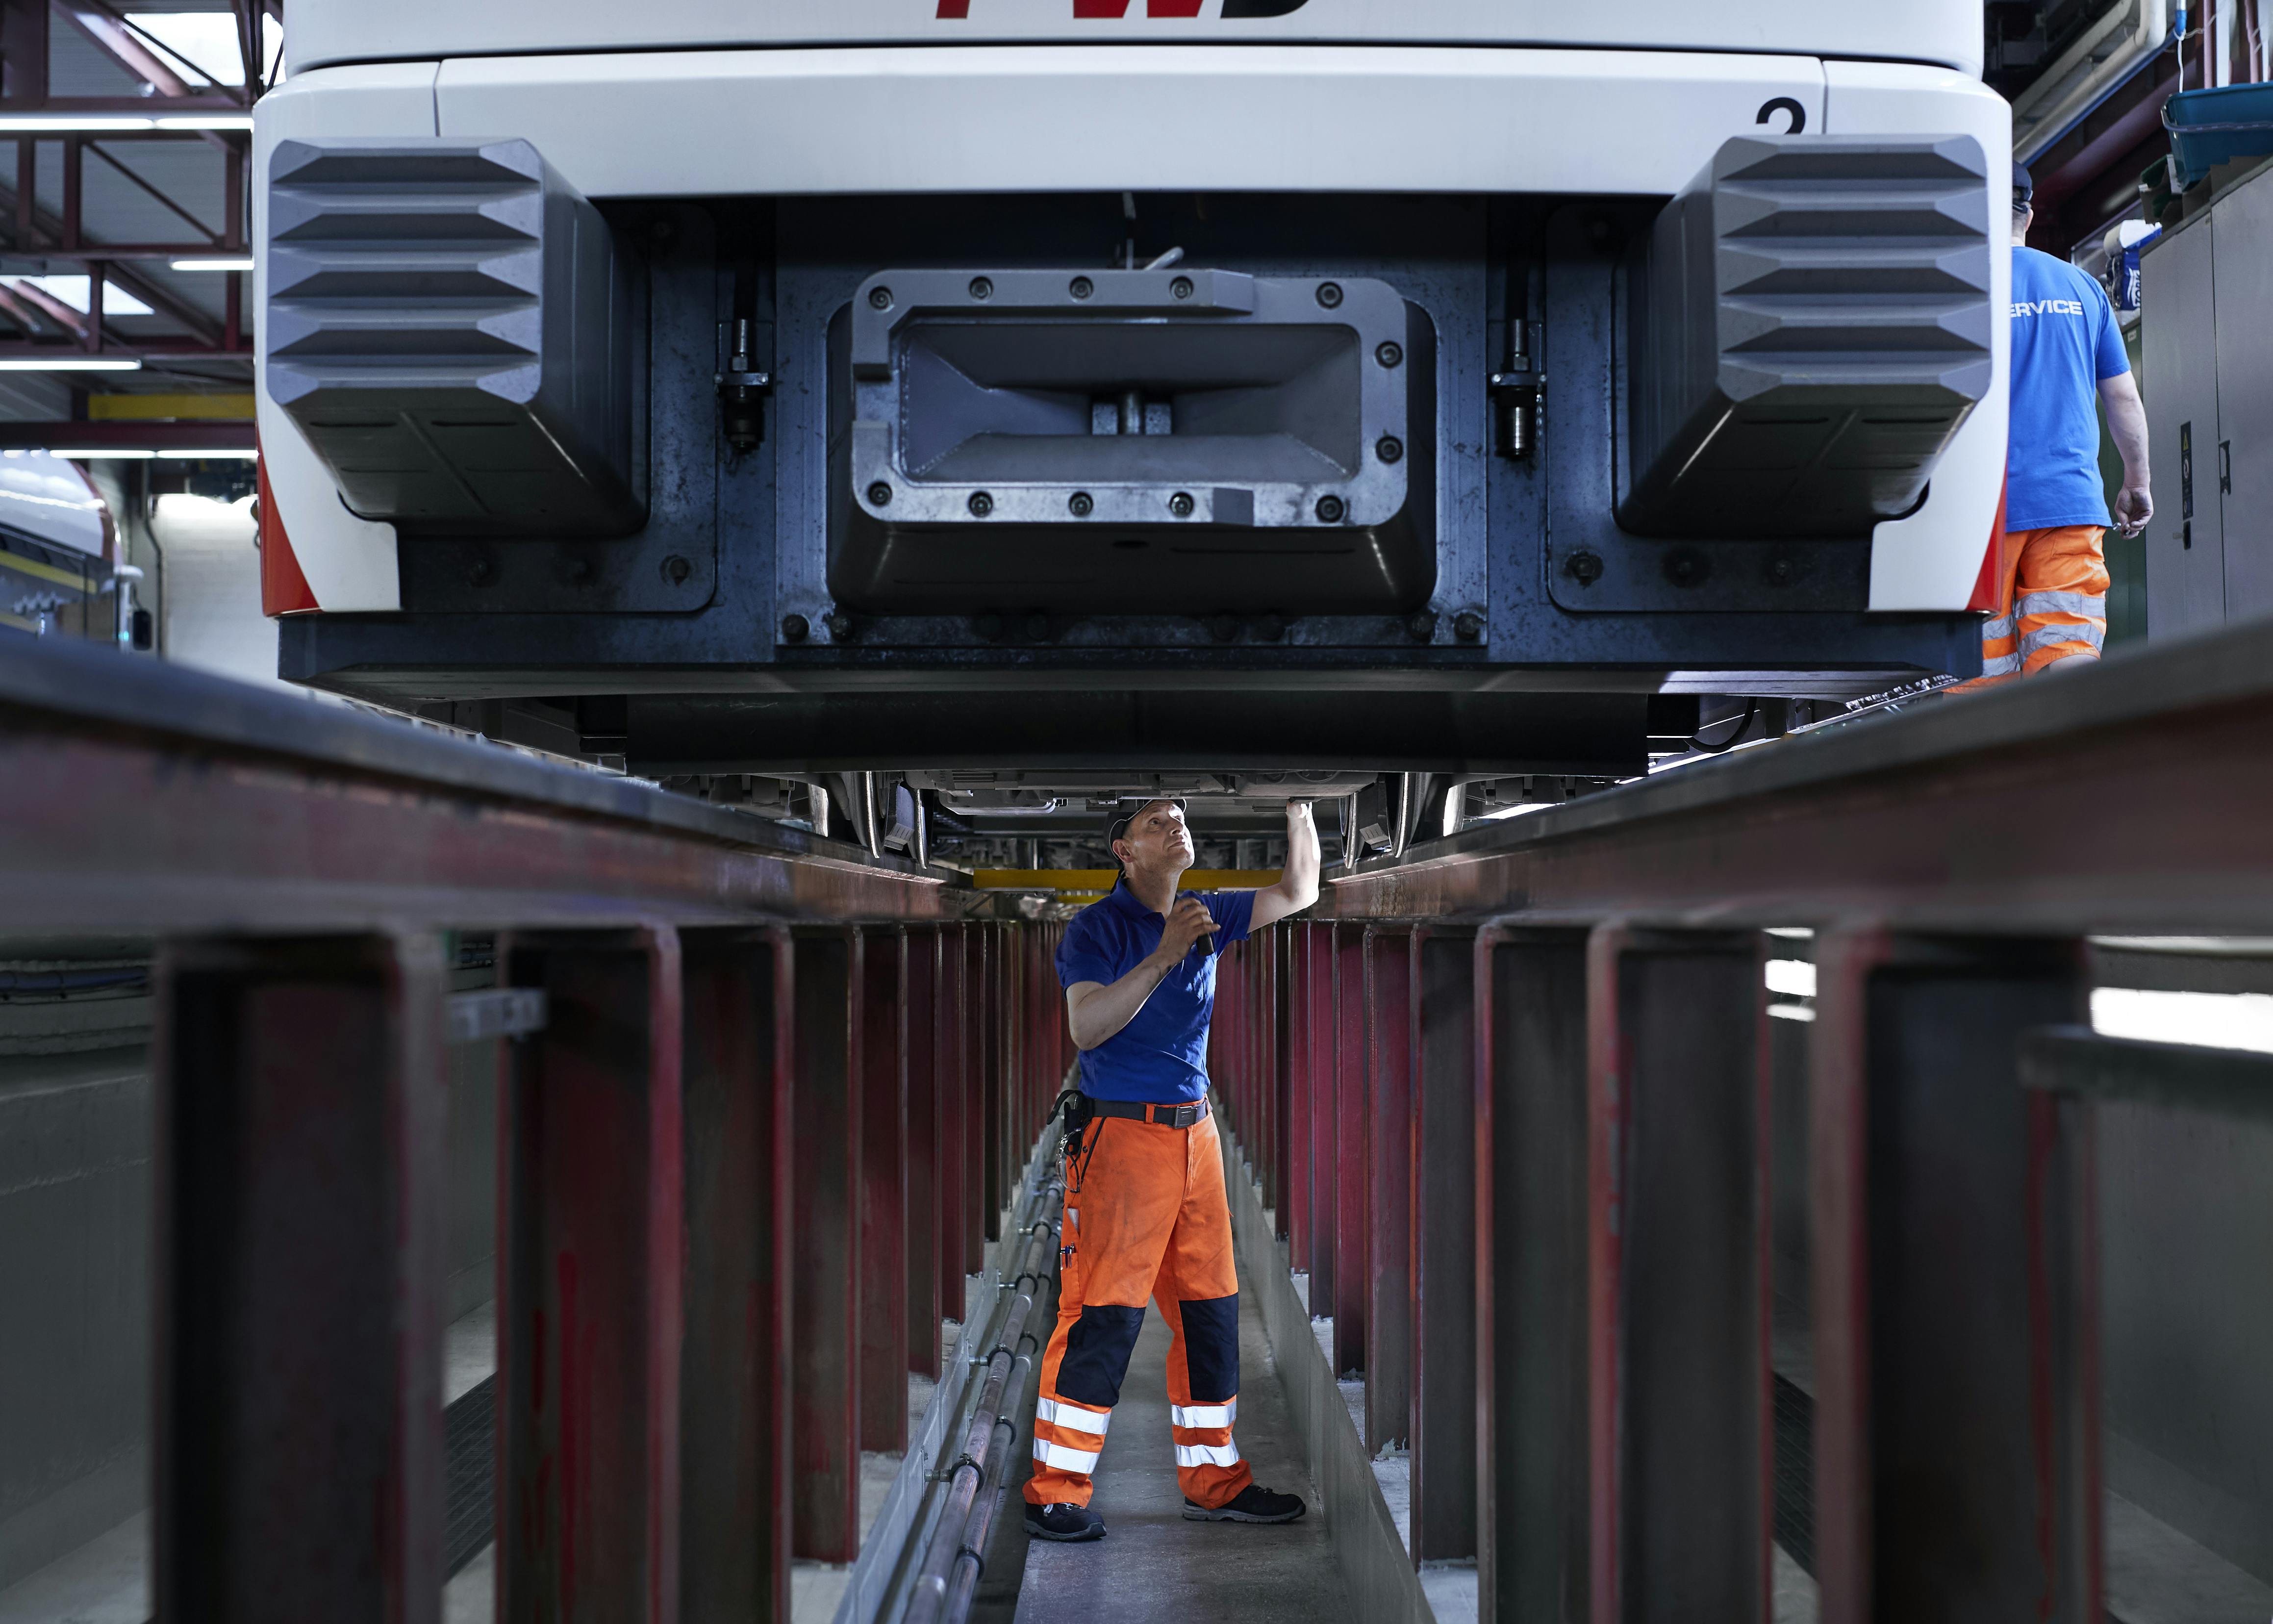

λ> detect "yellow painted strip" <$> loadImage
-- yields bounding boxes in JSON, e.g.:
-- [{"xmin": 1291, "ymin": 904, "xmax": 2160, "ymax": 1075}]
[
  {"xmin": 0, "ymin": 608, "xmax": 40, "ymax": 632},
  {"xmin": 88, "ymin": 392, "xmax": 255, "ymax": 421},
  {"xmin": 0, "ymin": 551, "xmax": 96, "ymax": 591},
  {"xmin": 973, "ymin": 869, "xmax": 1281, "ymax": 892}
]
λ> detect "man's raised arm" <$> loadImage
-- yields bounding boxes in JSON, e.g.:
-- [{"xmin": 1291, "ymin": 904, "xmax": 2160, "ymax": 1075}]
[{"xmin": 1250, "ymin": 801, "xmax": 1320, "ymax": 932}]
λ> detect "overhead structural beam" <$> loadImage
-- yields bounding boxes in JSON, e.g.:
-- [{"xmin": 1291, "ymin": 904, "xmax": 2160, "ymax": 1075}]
[
  {"xmin": 53, "ymin": 1, "xmax": 193, "ymax": 97},
  {"xmin": 0, "ymin": 172, "xmax": 232, "ymax": 345},
  {"xmin": 0, "ymin": 420, "xmax": 251, "ymax": 450},
  {"xmin": 0, "ymin": 278, "xmax": 60, "ymax": 338},
  {"xmin": 7, "ymin": 274, "xmax": 85, "ymax": 339}
]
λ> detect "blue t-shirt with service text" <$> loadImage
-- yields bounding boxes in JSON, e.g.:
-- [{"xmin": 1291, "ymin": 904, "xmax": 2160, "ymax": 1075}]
[
  {"xmin": 2006, "ymin": 246, "xmax": 2130, "ymax": 531},
  {"xmin": 1057, "ymin": 881, "xmax": 1256, "ymax": 1105}
]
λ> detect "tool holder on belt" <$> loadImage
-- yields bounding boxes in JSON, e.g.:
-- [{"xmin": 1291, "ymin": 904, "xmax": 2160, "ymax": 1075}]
[{"xmin": 1047, "ymin": 1087, "xmax": 1098, "ymax": 1191}]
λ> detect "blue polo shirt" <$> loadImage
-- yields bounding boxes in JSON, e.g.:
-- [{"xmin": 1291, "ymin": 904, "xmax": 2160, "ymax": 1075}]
[
  {"xmin": 1057, "ymin": 881, "xmax": 1256, "ymax": 1104},
  {"xmin": 2007, "ymin": 246, "xmax": 2131, "ymax": 531}
]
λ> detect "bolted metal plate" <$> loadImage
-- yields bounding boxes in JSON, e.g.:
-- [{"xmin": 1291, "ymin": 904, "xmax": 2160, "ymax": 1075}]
[{"xmin": 826, "ymin": 265, "xmax": 1435, "ymax": 618}]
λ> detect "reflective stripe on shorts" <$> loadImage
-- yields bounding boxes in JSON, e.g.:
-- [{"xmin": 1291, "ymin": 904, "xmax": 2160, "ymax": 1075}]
[
  {"xmin": 2016, "ymin": 589, "xmax": 2106, "ymax": 619},
  {"xmin": 2020, "ymin": 620, "xmax": 2105, "ymax": 658}
]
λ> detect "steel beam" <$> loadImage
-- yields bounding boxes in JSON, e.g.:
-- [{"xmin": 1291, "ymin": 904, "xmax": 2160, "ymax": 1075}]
[
  {"xmin": 1306, "ymin": 919, "xmax": 1338, "ymax": 1311},
  {"xmin": 791, "ymin": 927, "xmax": 862, "ymax": 1562},
  {"xmin": 0, "ymin": 419, "xmax": 251, "ymax": 450},
  {"xmin": 2019, "ymin": 1023, "xmax": 2273, "ymax": 1121},
  {"xmin": 1270, "ymin": 925, "xmax": 1291, "ymax": 1224},
  {"xmin": 961, "ymin": 927, "xmax": 987, "ymax": 1272},
  {"xmin": 935, "ymin": 924, "xmax": 969, "ymax": 1301},
  {"xmin": 1475, "ymin": 925, "xmax": 1591, "ymax": 1624},
  {"xmin": 982, "ymin": 927, "xmax": 1003, "ymax": 1242},
  {"xmin": 905, "ymin": 927, "xmax": 941, "ymax": 1377},
  {"xmin": 153, "ymin": 932, "xmax": 446, "ymax": 1624},
  {"xmin": 1284, "ymin": 922, "xmax": 1313, "ymax": 1262},
  {"xmin": 1585, "ymin": 925, "xmax": 1769, "ymax": 1624},
  {"xmin": 1363, "ymin": 925, "xmax": 1413, "ymax": 1455},
  {"xmin": 497, "ymin": 927, "xmax": 684, "ymax": 1624},
  {"xmin": 1409, "ymin": 924, "xmax": 1478, "ymax": 1564},
  {"xmin": 0, "ymin": 633, "xmax": 956, "ymax": 935},
  {"xmin": 678, "ymin": 928, "xmax": 794, "ymax": 1623},
  {"xmin": 1311, "ymin": 616, "xmax": 2273, "ymax": 934},
  {"xmin": 1811, "ymin": 929, "xmax": 2099, "ymax": 1624},
  {"xmin": 1333, "ymin": 922, "xmax": 1369, "ymax": 1374},
  {"xmin": 859, "ymin": 928, "xmax": 908, "ymax": 1452}
]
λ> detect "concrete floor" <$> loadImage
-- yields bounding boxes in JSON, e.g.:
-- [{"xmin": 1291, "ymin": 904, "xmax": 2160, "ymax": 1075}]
[{"xmin": 1012, "ymin": 1269, "xmax": 1351, "ymax": 1624}]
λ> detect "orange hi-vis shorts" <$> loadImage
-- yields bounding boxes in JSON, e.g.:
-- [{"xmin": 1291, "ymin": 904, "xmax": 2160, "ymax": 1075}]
[
  {"xmin": 1964, "ymin": 524, "xmax": 2110, "ymax": 688},
  {"xmin": 1024, "ymin": 1108, "xmax": 1251, "ymax": 1512}
]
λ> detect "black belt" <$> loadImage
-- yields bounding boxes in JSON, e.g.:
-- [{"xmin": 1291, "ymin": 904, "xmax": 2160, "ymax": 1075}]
[{"xmin": 1087, "ymin": 1096, "xmax": 1211, "ymax": 1129}]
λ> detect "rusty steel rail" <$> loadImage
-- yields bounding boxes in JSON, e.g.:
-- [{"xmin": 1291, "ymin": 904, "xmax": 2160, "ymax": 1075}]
[
  {"xmin": 0, "ymin": 633, "xmax": 1086, "ymax": 1623},
  {"xmin": 1308, "ymin": 612, "xmax": 2273, "ymax": 935},
  {"xmin": 0, "ymin": 631, "xmax": 959, "ymax": 935},
  {"xmin": 1205, "ymin": 616, "xmax": 2273, "ymax": 1624}
]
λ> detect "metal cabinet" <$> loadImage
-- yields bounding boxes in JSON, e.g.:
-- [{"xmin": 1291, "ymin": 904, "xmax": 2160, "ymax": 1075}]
[
  {"xmin": 2210, "ymin": 168, "xmax": 2273, "ymax": 620},
  {"xmin": 2141, "ymin": 158, "xmax": 2273, "ymax": 636},
  {"xmin": 2141, "ymin": 210, "xmax": 2226, "ymax": 635}
]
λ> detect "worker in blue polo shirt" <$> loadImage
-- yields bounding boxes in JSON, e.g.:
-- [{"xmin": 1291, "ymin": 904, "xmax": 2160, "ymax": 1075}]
[
  {"xmin": 1023, "ymin": 795, "xmax": 1320, "ymax": 1543},
  {"xmin": 1975, "ymin": 160, "xmax": 2152, "ymax": 685}
]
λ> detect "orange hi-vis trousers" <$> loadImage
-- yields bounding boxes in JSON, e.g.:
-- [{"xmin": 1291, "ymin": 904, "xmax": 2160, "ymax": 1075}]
[
  {"xmin": 1968, "ymin": 524, "xmax": 2111, "ymax": 686},
  {"xmin": 1024, "ymin": 1107, "xmax": 1252, "ymax": 1511}
]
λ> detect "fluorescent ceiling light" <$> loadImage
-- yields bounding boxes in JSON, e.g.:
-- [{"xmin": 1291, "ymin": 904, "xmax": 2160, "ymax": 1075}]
[
  {"xmin": 171, "ymin": 257, "xmax": 253, "ymax": 272},
  {"xmin": 49, "ymin": 447, "xmax": 255, "ymax": 459},
  {"xmin": 0, "ymin": 357, "xmax": 142, "ymax": 371},
  {"xmin": 8, "ymin": 276, "xmax": 153, "ymax": 317},
  {"xmin": 0, "ymin": 114, "xmax": 254, "ymax": 132},
  {"xmin": 0, "ymin": 117, "xmax": 158, "ymax": 132}
]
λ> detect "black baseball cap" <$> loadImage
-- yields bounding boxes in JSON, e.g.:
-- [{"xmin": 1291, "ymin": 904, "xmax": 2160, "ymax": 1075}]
[
  {"xmin": 2014, "ymin": 160, "xmax": 2034, "ymax": 206},
  {"xmin": 1103, "ymin": 796, "xmax": 1187, "ymax": 853}
]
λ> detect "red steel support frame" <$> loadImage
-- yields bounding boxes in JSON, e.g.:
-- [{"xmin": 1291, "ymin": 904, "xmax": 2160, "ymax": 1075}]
[
  {"xmin": 1584, "ymin": 924, "xmax": 1770, "ymax": 1624},
  {"xmin": 1363, "ymin": 925, "xmax": 1413, "ymax": 1455},
  {"xmin": 1474, "ymin": 925, "xmax": 1591, "ymax": 1624},
  {"xmin": 678, "ymin": 928, "xmax": 795, "ymax": 1622},
  {"xmin": 859, "ymin": 928, "xmax": 908, "ymax": 1452},
  {"xmin": 981, "ymin": 927, "xmax": 1004, "ymax": 1241},
  {"xmin": 1284, "ymin": 923, "xmax": 1313, "ymax": 1256},
  {"xmin": 935, "ymin": 924, "xmax": 969, "ymax": 1304},
  {"xmin": 1333, "ymin": 922, "xmax": 1370, "ymax": 1374},
  {"xmin": 1409, "ymin": 924, "xmax": 1478, "ymax": 1565},
  {"xmin": 905, "ymin": 927, "xmax": 942, "ymax": 1378},
  {"xmin": 961, "ymin": 928, "xmax": 988, "ymax": 1269},
  {"xmin": 1265, "ymin": 926, "xmax": 1286, "ymax": 1215},
  {"xmin": 1811, "ymin": 929, "xmax": 2099, "ymax": 1624},
  {"xmin": 154, "ymin": 933, "xmax": 447, "ymax": 1624},
  {"xmin": 497, "ymin": 927, "xmax": 685, "ymax": 1624},
  {"xmin": 791, "ymin": 927, "xmax": 862, "ymax": 1562},
  {"xmin": 1306, "ymin": 920, "xmax": 1338, "ymax": 1309}
]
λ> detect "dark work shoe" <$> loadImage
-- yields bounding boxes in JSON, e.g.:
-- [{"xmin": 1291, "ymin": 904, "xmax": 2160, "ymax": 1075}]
[
  {"xmin": 1024, "ymin": 1501, "xmax": 1107, "ymax": 1542},
  {"xmin": 1182, "ymin": 1484, "xmax": 1307, "ymax": 1523}
]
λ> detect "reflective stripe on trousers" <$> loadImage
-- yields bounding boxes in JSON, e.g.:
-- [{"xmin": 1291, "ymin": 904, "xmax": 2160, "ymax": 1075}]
[
  {"xmin": 1023, "ymin": 1111, "xmax": 1254, "ymax": 1511},
  {"xmin": 1962, "ymin": 524, "xmax": 2110, "ymax": 689}
]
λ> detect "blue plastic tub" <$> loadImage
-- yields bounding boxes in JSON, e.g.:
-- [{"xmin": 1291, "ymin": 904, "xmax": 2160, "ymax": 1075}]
[{"xmin": 2164, "ymin": 83, "xmax": 2273, "ymax": 190}]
